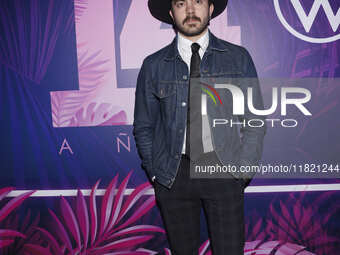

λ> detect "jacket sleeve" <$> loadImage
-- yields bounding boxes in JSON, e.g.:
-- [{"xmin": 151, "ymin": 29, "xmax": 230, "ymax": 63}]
[
  {"xmin": 237, "ymin": 48, "xmax": 267, "ymax": 183},
  {"xmin": 133, "ymin": 58, "xmax": 159, "ymax": 182}
]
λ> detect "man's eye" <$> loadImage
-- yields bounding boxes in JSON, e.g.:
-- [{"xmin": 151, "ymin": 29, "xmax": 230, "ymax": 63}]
[
  {"xmin": 196, "ymin": 0, "xmax": 202, "ymax": 3},
  {"xmin": 176, "ymin": 2, "xmax": 184, "ymax": 7}
]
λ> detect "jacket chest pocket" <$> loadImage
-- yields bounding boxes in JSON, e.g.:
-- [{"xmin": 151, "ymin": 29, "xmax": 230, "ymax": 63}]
[{"xmin": 152, "ymin": 82, "xmax": 177, "ymax": 122}]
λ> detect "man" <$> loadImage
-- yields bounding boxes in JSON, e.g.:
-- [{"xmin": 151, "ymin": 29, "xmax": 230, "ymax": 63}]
[{"xmin": 133, "ymin": 0, "xmax": 266, "ymax": 254}]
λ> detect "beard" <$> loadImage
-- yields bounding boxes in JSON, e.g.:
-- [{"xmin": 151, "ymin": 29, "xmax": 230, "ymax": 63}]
[{"xmin": 173, "ymin": 13, "xmax": 210, "ymax": 37}]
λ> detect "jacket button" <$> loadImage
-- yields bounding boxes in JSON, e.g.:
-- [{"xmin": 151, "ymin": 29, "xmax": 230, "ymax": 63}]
[
  {"xmin": 151, "ymin": 176, "xmax": 156, "ymax": 182},
  {"xmin": 183, "ymin": 75, "xmax": 187, "ymax": 80},
  {"xmin": 174, "ymin": 154, "xmax": 179, "ymax": 159},
  {"xmin": 181, "ymin": 101, "xmax": 186, "ymax": 107},
  {"xmin": 179, "ymin": 129, "xmax": 183, "ymax": 133}
]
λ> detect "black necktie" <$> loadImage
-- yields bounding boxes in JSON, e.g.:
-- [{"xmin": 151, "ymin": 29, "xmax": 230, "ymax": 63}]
[{"xmin": 186, "ymin": 43, "xmax": 204, "ymax": 161}]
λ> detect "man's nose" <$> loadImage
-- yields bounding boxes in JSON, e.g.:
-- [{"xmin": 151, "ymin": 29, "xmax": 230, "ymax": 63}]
[{"xmin": 186, "ymin": 0, "xmax": 195, "ymax": 15}]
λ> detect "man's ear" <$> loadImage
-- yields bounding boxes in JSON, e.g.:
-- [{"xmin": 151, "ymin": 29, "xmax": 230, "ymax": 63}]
[
  {"xmin": 169, "ymin": 9, "xmax": 173, "ymax": 20},
  {"xmin": 209, "ymin": 3, "xmax": 214, "ymax": 17}
]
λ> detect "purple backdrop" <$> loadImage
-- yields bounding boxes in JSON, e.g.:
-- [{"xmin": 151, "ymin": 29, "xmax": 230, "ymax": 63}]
[{"xmin": 0, "ymin": 0, "xmax": 340, "ymax": 254}]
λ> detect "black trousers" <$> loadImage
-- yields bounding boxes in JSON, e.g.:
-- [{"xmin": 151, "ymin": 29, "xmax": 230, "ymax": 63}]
[{"xmin": 154, "ymin": 152, "xmax": 245, "ymax": 255}]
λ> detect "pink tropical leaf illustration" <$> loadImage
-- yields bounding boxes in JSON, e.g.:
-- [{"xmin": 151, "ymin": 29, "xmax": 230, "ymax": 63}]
[
  {"xmin": 33, "ymin": 226, "xmax": 64, "ymax": 254},
  {"xmin": 163, "ymin": 239, "xmax": 315, "ymax": 255},
  {"xmin": 51, "ymin": 42, "xmax": 111, "ymax": 127},
  {"xmin": 69, "ymin": 102, "xmax": 127, "ymax": 126},
  {"xmin": 0, "ymin": 188, "xmax": 35, "ymax": 250},
  {"xmin": 0, "ymin": 189, "xmax": 35, "ymax": 223},
  {"xmin": 60, "ymin": 195, "xmax": 82, "ymax": 251},
  {"xmin": 245, "ymin": 211, "xmax": 267, "ymax": 242},
  {"xmin": 0, "ymin": 1, "xmax": 71, "ymax": 84},
  {"xmin": 24, "ymin": 243, "xmax": 53, "ymax": 255},
  {"xmin": 35, "ymin": 171, "xmax": 165, "ymax": 254},
  {"xmin": 74, "ymin": 0, "xmax": 89, "ymax": 23},
  {"xmin": 198, "ymin": 239, "xmax": 210, "ymax": 255},
  {"xmin": 2, "ymin": 210, "xmax": 43, "ymax": 255},
  {"xmin": 77, "ymin": 187, "xmax": 90, "ymax": 249},
  {"xmin": 1, "ymin": 209, "xmax": 41, "ymax": 255},
  {"xmin": 48, "ymin": 208, "xmax": 73, "ymax": 252},
  {"xmin": 264, "ymin": 192, "xmax": 340, "ymax": 254}
]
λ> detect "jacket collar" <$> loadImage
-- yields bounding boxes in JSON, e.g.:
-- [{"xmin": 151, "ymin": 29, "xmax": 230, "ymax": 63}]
[{"xmin": 164, "ymin": 29, "xmax": 230, "ymax": 61}]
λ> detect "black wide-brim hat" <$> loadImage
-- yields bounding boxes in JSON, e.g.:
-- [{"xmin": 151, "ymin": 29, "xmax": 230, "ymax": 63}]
[{"xmin": 148, "ymin": 0, "xmax": 228, "ymax": 24}]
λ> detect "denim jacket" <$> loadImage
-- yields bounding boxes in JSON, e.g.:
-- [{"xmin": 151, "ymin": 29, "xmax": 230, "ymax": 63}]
[{"xmin": 133, "ymin": 30, "xmax": 266, "ymax": 189}]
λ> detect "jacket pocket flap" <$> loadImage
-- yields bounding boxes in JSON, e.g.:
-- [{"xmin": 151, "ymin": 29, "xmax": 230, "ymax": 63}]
[{"xmin": 152, "ymin": 83, "xmax": 176, "ymax": 98}]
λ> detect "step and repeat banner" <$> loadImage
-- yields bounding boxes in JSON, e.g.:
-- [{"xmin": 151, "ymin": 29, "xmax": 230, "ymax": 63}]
[{"xmin": 1, "ymin": 0, "xmax": 340, "ymax": 254}]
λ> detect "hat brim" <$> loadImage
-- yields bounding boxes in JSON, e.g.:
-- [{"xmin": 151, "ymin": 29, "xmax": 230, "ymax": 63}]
[{"xmin": 148, "ymin": 0, "xmax": 228, "ymax": 24}]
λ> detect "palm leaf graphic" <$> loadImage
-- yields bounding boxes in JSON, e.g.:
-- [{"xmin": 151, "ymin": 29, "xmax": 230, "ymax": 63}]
[
  {"xmin": 36, "ymin": 171, "xmax": 164, "ymax": 254},
  {"xmin": 0, "ymin": 0, "xmax": 71, "ymax": 84},
  {"xmin": 245, "ymin": 211, "xmax": 267, "ymax": 242},
  {"xmin": 51, "ymin": 42, "xmax": 111, "ymax": 127},
  {"xmin": 69, "ymin": 102, "xmax": 127, "ymax": 127},
  {"xmin": 0, "ymin": 187, "xmax": 35, "ymax": 250},
  {"xmin": 163, "ymin": 239, "xmax": 315, "ymax": 255},
  {"xmin": 74, "ymin": 0, "xmax": 89, "ymax": 23},
  {"xmin": 2, "ymin": 210, "xmax": 43, "ymax": 255},
  {"xmin": 24, "ymin": 243, "xmax": 54, "ymax": 255},
  {"xmin": 264, "ymin": 192, "xmax": 340, "ymax": 254}
]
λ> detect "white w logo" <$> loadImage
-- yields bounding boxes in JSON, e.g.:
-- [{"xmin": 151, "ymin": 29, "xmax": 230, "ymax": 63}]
[
  {"xmin": 274, "ymin": 0, "xmax": 340, "ymax": 43},
  {"xmin": 291, "ymin": 0, "xmax": 340, "ymax": 32}
]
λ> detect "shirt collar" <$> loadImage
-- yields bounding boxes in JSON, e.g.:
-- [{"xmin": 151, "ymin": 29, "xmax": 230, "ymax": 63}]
[
  {"xmin": 164, "ymin": 30, "xmax": 230, "ymax": 62},
  {"xmin": 177, "ymin": 29, "xmax": 209, "ymax": 55}
]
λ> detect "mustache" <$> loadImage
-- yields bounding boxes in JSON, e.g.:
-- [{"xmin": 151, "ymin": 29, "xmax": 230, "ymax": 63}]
[{"xmin": 183, "ymin": 16, "xmax": 201, "ymax": 25}]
